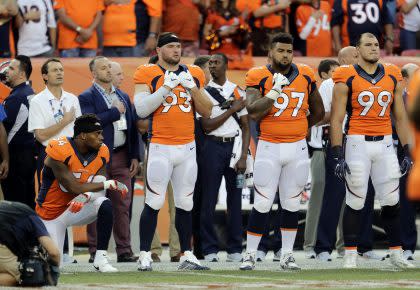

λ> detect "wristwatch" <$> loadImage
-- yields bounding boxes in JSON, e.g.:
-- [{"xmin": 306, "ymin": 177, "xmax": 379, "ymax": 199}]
[
  {"xmin": 76, "ymin": 26, "xmax": 82, "ymax": 33},
  {"xmin": 148, "ymin": 32, "xmax": 157, "ymax": 38}
]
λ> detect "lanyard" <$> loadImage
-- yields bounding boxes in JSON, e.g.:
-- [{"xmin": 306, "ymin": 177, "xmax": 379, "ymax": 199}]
[
  {"xmin": 94, "ymin": 83, "xmax": 118, "ymax": 108},
  {"xmin": 49, "ymin": 98, "xmax": 65, "ymax": 123}
]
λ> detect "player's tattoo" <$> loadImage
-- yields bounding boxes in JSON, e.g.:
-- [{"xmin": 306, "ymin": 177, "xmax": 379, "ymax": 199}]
[{"xmin": 246, "ymin": 87, "xmax": 274, "ymax": 121}]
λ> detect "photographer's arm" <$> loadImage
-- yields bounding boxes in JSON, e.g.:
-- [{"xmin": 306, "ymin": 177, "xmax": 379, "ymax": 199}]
[{"xmin": 38, "ymin": 236, "xmax": 60, "ymax": 266}]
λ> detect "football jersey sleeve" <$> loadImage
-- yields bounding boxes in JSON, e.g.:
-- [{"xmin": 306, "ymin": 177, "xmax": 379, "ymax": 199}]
[
  {"xmin": 45, "ymin": 138, "xmax": 70, "ymax": 162},
  {"xmin": 188, "ymin": 65, "xmax": 205, "ymax": 88},
  {"xmin": 133, "ymin": 64, "xmax": 155, "ymax": 91},
  {"xmin": 301, "ymin": 65, "xmax": 317, "ymax": 94},
  {"xmin": 99, "ymin": 144, "xmax": 110, "ymax": 164},
  {"xmin": 245, "ymin": 67, "xmax": 264, "ymax": 88},
  {"xmin": 332, "ymin": 65, "xmax": 352, "ymax": 84},
  {"xmin": 386, "ymin": 64, "xmax": 403, "ymax": 82},
  {"xmin": 53, "ymin": 0, "xmax": 64, "ymax": 10}
]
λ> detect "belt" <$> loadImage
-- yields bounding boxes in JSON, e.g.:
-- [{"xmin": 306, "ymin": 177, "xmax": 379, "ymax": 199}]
[
  {"xmin": 365, "ymin": 135, "xmax": 384, "ymax": 141},
  {"xmin": 208, "ymin": 135, "xmax": 235, "ymax": 143},
  {"xmin": 113, "ymin": 145, "xmax": 126, "ymax": 153}
]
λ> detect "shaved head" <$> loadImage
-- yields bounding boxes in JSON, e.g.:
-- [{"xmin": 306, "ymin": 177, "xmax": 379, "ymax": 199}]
[
  {"xmin": 401, "ymin": 63, "xmax": 419, "ymax": 81},
  {"xmin": 338, "ymin": 46, "xmax": 358, "ymax": 65},
  {"xmin": 110, "ymin": 61, "xmax": 124, "ymax": 88}
]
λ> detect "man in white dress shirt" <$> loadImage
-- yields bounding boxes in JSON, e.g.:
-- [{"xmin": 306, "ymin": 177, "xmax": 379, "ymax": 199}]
[{"xmin": 199, "ymin": 53, "xmax": 250, "ymax": 262}]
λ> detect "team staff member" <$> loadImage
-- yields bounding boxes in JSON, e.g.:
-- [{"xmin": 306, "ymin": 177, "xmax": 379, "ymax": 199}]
[
  {"xmin": 330, "ymin": 33, "xmax": 414, "ymax": 269},
  {"xmin": 295, "ymin": 0, "xmax": 332, "ymax": 57},
  {"xmin": 102, "ymin": 0, "xmax": 136, "ymax": 57},
  {"xmin": 0, "ymin": 201, "xmax": 60, "ymax": 286},
  {"xmin": 2, "ymin": 55, "xmax": 35, "ymax": 208},
  {"xmin": 79, "ymin": 56, "xmax": 139, "ymax": 263},
  {"xmin": 28, "ymin": 58, "xmax": 81, "ymax": 185},
  {"xmin": 36, "ymin": 114, "xmax": 128, "ymax": 272},
  {"xmin": 240, "ymin": 32, "xmax": 325, "ymax": 271},
  {"xmin": 199, "ymin": 53, "xmax": 250, "ymax": 262},
  {"xmin": 134, "ymin": 32, "xmax": 212, "ymax": 271}
]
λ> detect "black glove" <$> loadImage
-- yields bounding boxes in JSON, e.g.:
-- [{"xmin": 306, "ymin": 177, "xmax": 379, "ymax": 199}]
[
  {"xmin": 331, "ymin": 145, "xmax": 351, "ymax": 181},
  {"xmin": 400, "ymin": 144, "xmax": 413, "ymax": 176}
]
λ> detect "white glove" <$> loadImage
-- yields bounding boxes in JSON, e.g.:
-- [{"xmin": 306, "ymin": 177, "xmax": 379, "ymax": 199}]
[
  {"xmin": 179, "ymin": 71, "xmax": 196, "ymax": 89},
  {"xmin": 163, "ymin": 71, "xmax": 180, "ymax": 89},
  {"xmin": 265, "ymin": 73, "xmax": 290, "ymax": 101},
  {"xmin": 103, "ymin": 180, "xmax": 128, "ymax": 199}
]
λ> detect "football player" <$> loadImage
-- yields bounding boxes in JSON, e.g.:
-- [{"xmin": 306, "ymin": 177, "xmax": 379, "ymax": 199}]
[
  {"xmin": 330, "ymin": 32, "xmax": 414, "ymax": 269},
  {"xmin": 240, "ymin": 32, "xmax": 325, "ymax": 270},
  {"xmin": 36, "ymin": 114, "xmax": 128, "ymax": 272},
  {"xmin": 133, "ymin": 32, "xmax": 212, "ymax": 271}
]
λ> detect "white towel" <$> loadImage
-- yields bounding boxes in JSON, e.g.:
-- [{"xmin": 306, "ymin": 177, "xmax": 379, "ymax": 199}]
[
  {"xmin": 229, "ymin": 129, "xmax": 254, "ymax": 187},
  {"xmin": 229, "ymin": 129, "xmax": 242, "ymax": 168}
]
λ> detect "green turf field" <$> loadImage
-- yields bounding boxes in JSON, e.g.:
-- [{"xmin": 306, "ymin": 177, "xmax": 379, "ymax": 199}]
[{"xmin": 59, "ymin": 269, "xmax": 420, "ymax": 289}]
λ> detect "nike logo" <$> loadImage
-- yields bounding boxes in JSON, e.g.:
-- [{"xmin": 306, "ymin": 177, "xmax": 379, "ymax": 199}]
[
  {"xmin": 387, "ymin": 144, "xmax": 392, "ymax": 148},
  {"xmin": 171, "ymin": 78, "xmax": 177, "ymax": 81},
  {"xmin": 186, "ymin": 78, "xmax": 192, "ymax": 81},
  {"xmin": 302, "ymin": 147, "xmax": 306, "ymax": 151},
  {"xmin": 94, "ymin": 265, "xmax": 99, "ymax": 271},
  {"xmin": 190, "ymin": 147, "xmax": 195, "ymax": 151}
]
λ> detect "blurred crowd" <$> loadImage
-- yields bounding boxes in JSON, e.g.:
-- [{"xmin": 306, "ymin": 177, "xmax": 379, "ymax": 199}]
[{"xmin": 1, "ymin": 0, "xmax": 420, "ymax": 70}]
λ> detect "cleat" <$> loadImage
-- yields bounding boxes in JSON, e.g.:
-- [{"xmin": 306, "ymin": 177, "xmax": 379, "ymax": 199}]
[
  {"xmin": 93, "ymin": 251, "xmax": 118, "ymax": 272},
  {"xmin": 273, "ymin": 249, "xmax": 282, "ymax": 262},
  {"xmin": 316, "ymin": 251, "xmax": 332, "ymax": 262},
  {"xmin": 305, "ymin": 250, "xmax": 316, "ymax": 259},
  {"xmin": 403, "ymin": 250, "xmax": 414, "ymax": 261},
  {"xmin": 389, "ymin": 250, "xmax": 415, "ymax": 269},
  {"xmin": 279, "ymin": 252, "xmax": 300, "ymax": 270},
  {"xmin": 204, "ymin": 253, "xmax": 219, "ymax": 262},
  {"xmin": 240, "ymin": 252, "xmax": 256, "ymax": 270},
  {"xmin": 226, "ymin": 253, "xmax": 243, "ymax": 262},
  {"xmin": 137, "ymin": 251, "xmax": 153, "ymax": 271},
  {"xmin": 359, "ymin": 250, "xmax": 385, "ymax": 261},
  {"xmin": 343, "ymin": 252, "xmax": 357, "ymax": 269},
  {"xmin": 63, "ymin": 253, "xmax": 77, "ymax": 264},
  {"xmin": 178, "ymin": 251, "xmax": 210, "ymax": 270},
  {"xmin": 256, "ymin": 250, "xmax": 266, "ymax": 262}
]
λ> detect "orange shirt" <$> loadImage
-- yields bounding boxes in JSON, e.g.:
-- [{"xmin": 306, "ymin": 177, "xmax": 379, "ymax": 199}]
[
  {"xmin": 245, "ymin": 63, "xmax": 316, "ymax": 143},
  {"xmin": 332, "ymin": 63, "xmax": 402, "ymax": 136},
  {"xmin": 407, "ymin": 69, "xmax": 420, "ymax": 200},
  {"xmin": 54, "ymin": 0, "xmax": 104, "ymax": 49},
  {"xmin": 296, "ymin": 1, "xmax": 332, "ymax": 57},
  {"xmin": 162, "ymin": 0, "xmax": 200, "ymax": 41},
  {"xmin": 36, "ymin": 137, "xmax": 109, "ymax": 220},
  {"xmin": 133, "ymin": 64, "xmax": 205, "ymax": 145},
  {"xmin": 103, "ymin": 0, "xmax": 136, "ymax": 47},
  {"xmin": 205, "ymin": 12, "xmax": 246, "ymax": 55},
  {"xmin": 143, "ymin": 0, "xmax": 162, "ymax": 17},
  {"xmin": 236, "ymin": 0, "xmax": 286, "ymax": 29},
  {"xmin": 0, "ymin": 83, "xmax": 11, "ymax": 103}
]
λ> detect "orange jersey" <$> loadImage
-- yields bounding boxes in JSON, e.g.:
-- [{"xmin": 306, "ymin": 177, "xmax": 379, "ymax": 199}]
[
  {"xmin": 236, "ymin": 0, "xmax": 287, "ymax": 29},
  {"xmin": 332, "ymin": 63, "xmax": 402, "ymax": 136},
  {"xmin": 407, "ymin": 69, "xmax": 420, "ymax": 200},
  {"xmin": 296, "ymin": 1, "xmax": 332, "ymax": 57},
  {"xmin": 245, "ymin": 63, "xmax": 316, "ymax": 143},
  {"xmin": 36, "ymin": 137, "xmax": 109, "ymax": 220},
  {"xmin": 133, "ymin": 64, "xmax": 205, "ymax": 145},
  {"xmin": 103, "ymin": 0, "xmax": 136, "ymax": 47}
]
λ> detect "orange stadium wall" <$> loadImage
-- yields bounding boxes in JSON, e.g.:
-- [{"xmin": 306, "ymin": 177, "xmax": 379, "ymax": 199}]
[{"xmin": 2, "ymin": 56, "xmax": 420, "ymax": 245}]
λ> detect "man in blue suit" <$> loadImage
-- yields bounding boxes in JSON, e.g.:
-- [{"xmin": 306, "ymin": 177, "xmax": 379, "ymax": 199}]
[{"xmin": 79, "ymin": 56, "xmax": 140, "ymax": 263}]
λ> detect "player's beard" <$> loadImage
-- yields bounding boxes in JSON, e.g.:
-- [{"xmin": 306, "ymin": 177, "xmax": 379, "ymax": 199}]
[
  {"xmin": 162, "ymin": 54, "xmax": 180, "ymax": 66},
  {"xmin": 273, "ymin": 59, "xmax": 291, "ymax": 72}
]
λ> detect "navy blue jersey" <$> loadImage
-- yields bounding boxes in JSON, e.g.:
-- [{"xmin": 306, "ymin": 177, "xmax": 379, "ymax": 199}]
[{"xmin": 331, "ymin": 0, "xmax": 393, "ymax": 46}]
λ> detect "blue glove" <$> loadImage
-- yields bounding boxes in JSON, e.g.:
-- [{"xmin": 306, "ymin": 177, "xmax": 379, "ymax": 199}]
[
  {"xmin": 331, "ymin": 145, "xmax": 351, "ymax": 181},
  {"xmin": 400, "ymin": 144, "xmax": 413, "ymax": 176}
]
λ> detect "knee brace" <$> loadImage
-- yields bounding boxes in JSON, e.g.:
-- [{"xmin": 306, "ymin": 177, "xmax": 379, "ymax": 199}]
[
  {"xmin": 346, "ymin": 161, "xmax": 365, "ymax": 188},
  {"xmin": 147, "ymin": 155, "xmax": 170, "ymax": 186},
  {"xmin": 145, "ymin": 192, "xmax": 166, "ymax": 210},
  {"xmin": 253, "ymin": 160, "xmax": 274, "ymax": 188},
  {"xmin": 253, "ymin": 189, "xmax": 273, "ymax": 213}
]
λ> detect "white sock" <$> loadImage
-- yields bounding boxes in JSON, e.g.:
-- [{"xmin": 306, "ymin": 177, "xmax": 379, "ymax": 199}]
[
  {"xmin": 246, "ymin": 232, "xmax": 262, "ymax": 253},
  {"xmin": 281, "ymin": 229, "xmax": 297, "ymax": 254}
]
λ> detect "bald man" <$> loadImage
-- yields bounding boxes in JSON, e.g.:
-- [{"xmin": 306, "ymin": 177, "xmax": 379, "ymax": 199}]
[
  {"xmin": 313, "ymin": 46, "xmax": 380, "ymax": 262},
  {"xmin": 110, "ymin": 61, "xmax": 124, "ymax": 89},
  {"xmin": 395, "ymin": 63, "xmax": 418, "ymax": 261}
]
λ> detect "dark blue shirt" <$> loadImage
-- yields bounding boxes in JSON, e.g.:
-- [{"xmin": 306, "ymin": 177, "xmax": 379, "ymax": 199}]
[
  {"xmin": 0, "ymin": 104, "xmax": 6, "ymax": 122},
  {"xmin": 3, "ymin": 82, "xmax": 35, "ymax": 147},
  {"xmin": 13, "ymin": 215, "xmax": 49, "ymax": 243}
]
